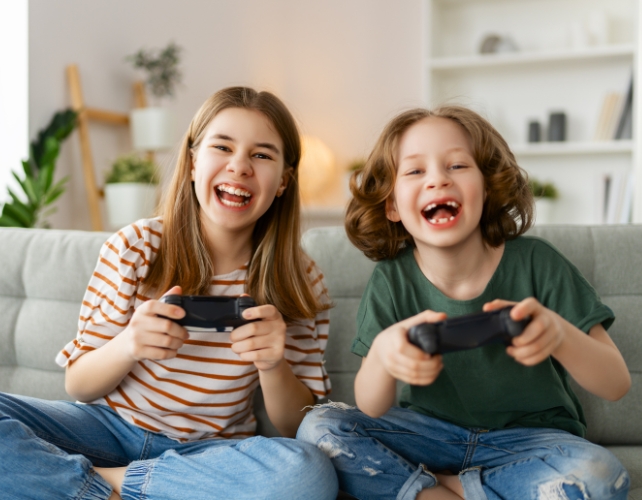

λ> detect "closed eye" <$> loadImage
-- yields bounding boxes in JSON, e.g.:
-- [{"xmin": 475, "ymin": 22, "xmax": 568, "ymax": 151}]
[{"xmin": 449, "ymin": 164, "xmax": 467, "ymax": 170}]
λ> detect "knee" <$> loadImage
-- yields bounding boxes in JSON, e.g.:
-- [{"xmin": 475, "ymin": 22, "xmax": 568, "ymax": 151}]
[
  {"xmin": 268, "ymin": 439, "xmax": 339, "ymax": 500},
  {"xmin": 296, "ymin": 404, "xmax": 352, "ymax": 446},
  {"xmin": 542, "ymin": 445, "xmax": 630, "ymax": 499}
]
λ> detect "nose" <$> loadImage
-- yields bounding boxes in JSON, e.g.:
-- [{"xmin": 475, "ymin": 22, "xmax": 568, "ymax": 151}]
[
  {"xmin": 425, "ymin": 166, "xmax": 452, "ymax": 189},
  {"xmin": 227, "ymin": 152, "xmax": 253, "ymax": 177}
]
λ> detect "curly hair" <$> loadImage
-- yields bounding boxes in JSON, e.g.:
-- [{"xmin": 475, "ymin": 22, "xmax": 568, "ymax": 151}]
[{"xmin": 345, "ymin": 106, "xmax": 534, "ymax": 261}]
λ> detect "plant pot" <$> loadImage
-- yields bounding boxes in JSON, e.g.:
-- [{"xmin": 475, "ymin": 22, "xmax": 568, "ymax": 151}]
[
  {"xmin": 105, "ymin": 183, "xmax": 158, "ymax": 230},
  {"xmin": 130, "ymin": 107, "xmax": 175, "ymax": 151},
  {"xmin": 535, "ymin": 198, "xmax": 555, "ymax": 225}
]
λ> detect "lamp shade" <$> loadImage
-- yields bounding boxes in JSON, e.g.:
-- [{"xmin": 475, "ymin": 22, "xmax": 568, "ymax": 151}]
[
  {"xmin": 130, "ymin": 107, "xmax": 175, "ymax": 151},
  {"xmin": 298, "ymin": 135, "xmax": 335, "ymax": 205}
]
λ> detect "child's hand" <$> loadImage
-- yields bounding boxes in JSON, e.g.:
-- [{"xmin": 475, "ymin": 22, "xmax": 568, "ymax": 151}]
[
  {"xmin": 371, "ymin": 310, "xmax": 447, "ymax": 386},
  {"xmin": 484, "ymin": 298, "xmax": 565, "ymax": 366},
  {"xmin": 120, "ymin": 286, "xmax": 189, "ymax": 361},
  {"xmin": 230, "ymin": 303, "xmax": 287, "ymax": 372}
]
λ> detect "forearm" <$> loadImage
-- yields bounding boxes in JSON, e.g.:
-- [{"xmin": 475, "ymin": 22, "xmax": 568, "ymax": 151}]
[
  {"xmin": 355, "ymin": 350, "xmax": 397, "ymax": 418},
  {"xmin": 65, "ymin": 334, "xmax": 136, "ymax": 402},
  {"xmin": 258, "ymin": 359, "xmax": 315, "ymax": 437},
  {"xmin": 553, "ymin": 323, "xmax": 631, "ymax": 401}
]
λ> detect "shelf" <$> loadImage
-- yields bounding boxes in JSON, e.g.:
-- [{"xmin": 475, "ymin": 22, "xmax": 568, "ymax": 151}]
[
  {"xmin": 428, "ymin": 44, "xmax": 635, "ymax": 71},
  {"xmin": 511, "ymin": 140, "xmax": 634, "ymax": 157}
]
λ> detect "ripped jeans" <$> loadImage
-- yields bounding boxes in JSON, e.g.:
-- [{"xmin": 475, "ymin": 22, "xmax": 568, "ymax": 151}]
[{"xmin": 297, "ymin": 404, "xmax": 630, "ymax": 500}]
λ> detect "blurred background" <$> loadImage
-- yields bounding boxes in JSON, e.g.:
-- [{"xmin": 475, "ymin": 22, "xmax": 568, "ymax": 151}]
[{"xmin": 0, "ymin": 0, "xmax": 639, "ymax": 232}]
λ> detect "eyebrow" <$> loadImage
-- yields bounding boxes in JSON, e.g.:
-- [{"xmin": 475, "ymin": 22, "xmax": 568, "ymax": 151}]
[
  {"xmin": 400, "ymin": 147, "xmax": 471, "ymax": 161},
  {"xmin": 208, "ymin": 134, "xmax": 281, "ymax": 155}
]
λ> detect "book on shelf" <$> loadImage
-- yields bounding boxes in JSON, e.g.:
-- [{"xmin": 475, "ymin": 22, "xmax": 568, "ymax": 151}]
[
  {"xmin": 593, "ymin": 74, "xmax": 633, "ymax": 141},
  {"xmin": 593, "ymin": 92, "xmax": 623, "ymax": 141},
  {"xmin": 614, "ymin": 76, "xmax": 633, "ymax": 140},
  {"xmin": 597, "ymin": 171, "xmax": 634, "ymax": 224}
]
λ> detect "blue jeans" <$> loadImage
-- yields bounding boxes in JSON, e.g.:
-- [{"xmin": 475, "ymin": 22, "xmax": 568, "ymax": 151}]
[
  {"xmin": 0, "ymin": 393, "xmax": 339, "ymax": 500},
  {"xmin": 297, "ymin": 403, "xmax": 630, "ymax": 500}
]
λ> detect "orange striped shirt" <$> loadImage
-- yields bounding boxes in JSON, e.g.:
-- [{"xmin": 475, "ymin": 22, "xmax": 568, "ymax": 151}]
[{"xmin": 55, "ymin": 218, "xmax": 331, "ymax": 442}]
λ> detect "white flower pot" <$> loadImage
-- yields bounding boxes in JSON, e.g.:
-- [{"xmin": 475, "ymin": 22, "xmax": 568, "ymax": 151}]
[
  {"xmin": 130, "ymin": 107, "xmax": 175, "ymax": 151},
  {"xmin": 535, "ymin": 198, "xmax": 555, "ymax": 225},
  {"xmin": 105, "ymin": 183, "xmax": 158, "ymax": 230}
]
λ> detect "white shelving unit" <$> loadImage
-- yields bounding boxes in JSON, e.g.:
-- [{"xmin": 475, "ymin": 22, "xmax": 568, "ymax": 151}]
[{"xmin": 423, "ymin": 0, "xmax": 641, "ymax": 224}]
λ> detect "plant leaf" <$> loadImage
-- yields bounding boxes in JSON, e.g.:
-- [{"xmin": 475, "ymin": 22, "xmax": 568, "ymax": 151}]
[
  {"xmin": 0, "ymin": 212, "xmax": 25, "ymax": 227},
  {"xmin": 2, "ymin": 202, "xmax": 34, "ymax": 227}
]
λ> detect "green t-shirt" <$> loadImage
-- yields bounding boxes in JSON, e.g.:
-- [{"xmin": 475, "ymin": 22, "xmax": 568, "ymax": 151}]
[{"xmin": 352, "ymin": 236, "xmax": 614, "ymax": 437}]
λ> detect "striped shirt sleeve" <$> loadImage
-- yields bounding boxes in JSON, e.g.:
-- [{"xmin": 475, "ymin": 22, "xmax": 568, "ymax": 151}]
[
  {"xmin": 284, "ymin": 259, "xmax": 332, "ymax": 398},
  {"xmin": 55, "ymin": 219, "xmax": 162, "ymax": 367}
]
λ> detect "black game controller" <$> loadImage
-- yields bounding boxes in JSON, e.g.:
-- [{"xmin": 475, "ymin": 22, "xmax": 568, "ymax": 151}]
[
  {"xmin": 160, "ymin": 295, "xmax": 257, "ymax": 331},
  {"xmin": 407, "ymin": 306, "xmax": 530, "ymax": 355}
]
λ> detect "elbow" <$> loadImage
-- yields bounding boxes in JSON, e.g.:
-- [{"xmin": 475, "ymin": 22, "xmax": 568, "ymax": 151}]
[
  {"xmin": 607, "ymin": 374, "xmax": 632, "ymax": 402},
  {"xmin": 600, "ymin": 371, "xmax": 632, "ymax": 402}
]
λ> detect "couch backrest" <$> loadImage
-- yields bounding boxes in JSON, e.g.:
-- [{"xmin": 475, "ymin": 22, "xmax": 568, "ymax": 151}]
[
  {"xmin": 0, "ymin": 228, "xmax": 112, "ymax": 401},
  {"xmin": 1, "ymin": 225, "xmax": 640, "ymax": 445},
  {"xmin": 302, "ymin": 225, "xmax": 642, "ymax": 446}
]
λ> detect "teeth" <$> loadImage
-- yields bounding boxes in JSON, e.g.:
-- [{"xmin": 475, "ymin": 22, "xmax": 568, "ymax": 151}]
[
  {"xmin": 424, "ymin": 200, "xmax": 460, "ymax": 211},
  {"xmin": 220, "ymin": 199, "xmax": 248, "ymax": 207},
  {"xmin": 217, "ymin": 184, "xmax": 251, "ymax": 197},
  {"xmin": 429, "ymin": 215, "xmax": 456, "ymax": 224}
]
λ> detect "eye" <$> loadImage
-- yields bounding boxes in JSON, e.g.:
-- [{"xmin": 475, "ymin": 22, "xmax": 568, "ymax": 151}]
[
  {"xmin": 253, "ymin": 152, "xmax": 274, "ymax": 160},
  {"xmin": 449, "ymin": 164, "xmax": 467, "ymax": 170},
  {"xmin": 213, "ymin": 145, "xmax": 231, "ymax": 152}
]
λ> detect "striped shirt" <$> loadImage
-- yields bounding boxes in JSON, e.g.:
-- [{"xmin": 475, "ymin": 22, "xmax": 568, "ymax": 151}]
[{"xmin": 56, "ymin": 218, "xmax": 331, "ymax": 442}]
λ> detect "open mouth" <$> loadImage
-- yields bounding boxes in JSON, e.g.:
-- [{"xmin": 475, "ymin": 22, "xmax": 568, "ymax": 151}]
[
  {"xmin": 422, "ymin": 200, "xmax": 461, "ymax": 224},
  {"xmin": 216, "ymin": 184, "xmax": 252, "ymax": 207}
]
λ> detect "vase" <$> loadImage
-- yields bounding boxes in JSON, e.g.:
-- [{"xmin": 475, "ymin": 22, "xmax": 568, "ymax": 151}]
[
  {"xmin": 105, "ymin": 183, "xmax": 158, "ymax": 230},
  {"xmin": 130, "ymin": 107, "xmax": 175, "ymax": 151},
  {"xmin": 535, "ymin": 198, "xmax": 555, "ymax": 225}
]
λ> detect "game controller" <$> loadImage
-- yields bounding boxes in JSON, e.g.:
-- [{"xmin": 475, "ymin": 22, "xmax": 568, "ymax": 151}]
[
  {"xmin": 160, "ymin": 295, "xmax": 257, "ymax": 331},
  {"xmin": 407, "ymin": 306, "xmax": 531, "ymax": 355}
]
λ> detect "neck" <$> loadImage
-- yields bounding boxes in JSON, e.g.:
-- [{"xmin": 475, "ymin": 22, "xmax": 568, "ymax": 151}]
[
  {"xmin": 200, "ymin": 220, "xmax": 254, "ymax": 276},
  {"xmin": 413, "ymin": 230, "xmax": 504, "ymax": 301}
]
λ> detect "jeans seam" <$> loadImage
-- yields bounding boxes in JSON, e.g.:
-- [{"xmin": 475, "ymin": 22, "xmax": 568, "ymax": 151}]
[{"xmin": 462, "ymin": 431, "xmax": 480, "ymax": 470}]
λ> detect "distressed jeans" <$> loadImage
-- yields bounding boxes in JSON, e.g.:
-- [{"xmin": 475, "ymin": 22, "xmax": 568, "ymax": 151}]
[
  {"xmin": 297, "ymin": 404, "xmax": 630, "ymax": 500},
  {"xmin": 0, "ymin": 392, "xmax": 339, "ymax": 500}
]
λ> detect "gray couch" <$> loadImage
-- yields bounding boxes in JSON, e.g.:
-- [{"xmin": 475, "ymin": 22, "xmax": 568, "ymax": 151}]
[{"xmin": 1, "ymin": 225, "xmax": 641, "ymax": 498}]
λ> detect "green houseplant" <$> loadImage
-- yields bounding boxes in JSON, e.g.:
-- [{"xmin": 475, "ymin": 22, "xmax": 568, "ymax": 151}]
[
  {"xmin": 104, "ymin": 154, "xmax": 160, "ymax": 229},
  {"xmin": 529, "ymin": 178, "xmax": 559, "ymax": 224},
  {"xmin": 0, "ymin": 109, "xmax": 77, "ymax": 228},
  {"xmin": 127, "ymin": 42, "xmax": 182, "ymax": 152}
]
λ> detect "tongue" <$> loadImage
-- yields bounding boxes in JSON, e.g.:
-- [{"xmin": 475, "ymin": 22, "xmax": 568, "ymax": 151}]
[
  {"xmin": 431, "ymin": 207, "xmax": 453, "ymax": 219},
  {"xmin": 220, "ymin": 191, "xmax": 247, "ymax": 203}
]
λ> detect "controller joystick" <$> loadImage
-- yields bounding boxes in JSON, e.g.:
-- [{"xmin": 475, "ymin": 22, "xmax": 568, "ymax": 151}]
[{"xmin": 407, "ymin": 306, "xmax": 530, "ymax": 355}]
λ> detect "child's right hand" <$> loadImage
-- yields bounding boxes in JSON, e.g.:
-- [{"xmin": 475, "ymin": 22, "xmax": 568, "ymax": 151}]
[
  {"xmin": 120, "ymin": 285, "xmax": 189, "ymax": 361},
  {"xmin": 370, "ymin": 310, "xmax": 447, "ymax": 386}
]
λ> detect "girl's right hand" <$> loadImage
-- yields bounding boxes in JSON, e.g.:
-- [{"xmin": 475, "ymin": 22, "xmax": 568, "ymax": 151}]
[
  {"xmin": 371, "ymin": 310, "xmax": 447, "ymax": 386},
  {"xmin": 120, "ymin": 285, "xmax": 189, "ymax": 361}
]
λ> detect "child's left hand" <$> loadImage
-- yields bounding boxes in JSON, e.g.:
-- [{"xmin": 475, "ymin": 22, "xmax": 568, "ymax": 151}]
[
  {"xmin": 229, "ymin": 304, "xmax": 287, "ymax": 372},
  {"xmin": 484, "ymin": 298, "xmax": 566, "ymax": 366}
]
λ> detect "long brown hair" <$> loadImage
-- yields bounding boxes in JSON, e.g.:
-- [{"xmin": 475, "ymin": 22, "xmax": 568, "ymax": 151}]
[
  {"xmin": 346, "ymin": 106, "xmax": 533, "ymax": 261},
  {"xmin": 142, "ymin": 87, "xmax": 327, "ymax": 321}
]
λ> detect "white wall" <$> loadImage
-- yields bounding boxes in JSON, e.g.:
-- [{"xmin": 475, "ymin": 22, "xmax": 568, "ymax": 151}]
[
  {"xmin": 29, "ymin": 0, "xmax": 423, "ymax": 230},
  {"xmin": 0, "ymin": 1, "xmax": 29, "ymax": 206}
]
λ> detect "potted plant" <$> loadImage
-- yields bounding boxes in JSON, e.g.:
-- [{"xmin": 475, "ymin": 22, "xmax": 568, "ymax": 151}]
[
  {"xmin": 104, "ymin": 154, "xmax": 160, "ymax": 229},
  {"xmin": 0, "ymin": 109, "xmax": 77, "ymax": 228},
  {"xmin": 127, "ymin": 42, "xmax": 182, "ymax": 151},
  {"xmin": 529, "ymin": 178, "xmax": 559, "ymax": 224}
]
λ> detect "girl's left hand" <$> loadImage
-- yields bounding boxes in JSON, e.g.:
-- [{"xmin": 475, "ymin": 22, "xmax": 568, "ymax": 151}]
[
  {"xmin": 229, "ymin": 304, "xmax": 286, "ymax": 371},
  {"xmin": 484, "ymin": 298, "xmax": 566, "ymax": 366}
]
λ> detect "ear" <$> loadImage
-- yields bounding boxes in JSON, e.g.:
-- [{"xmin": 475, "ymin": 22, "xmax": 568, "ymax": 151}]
[
  {"xmin": 276, "ymin": 167, "xmax": 292, "ymax": 197},
  {"xmin": 385, "ymin": 196, "xmax": 401, "ymax": 222}
]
